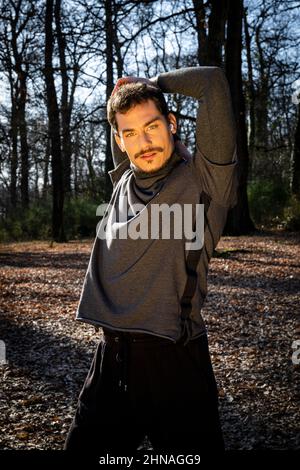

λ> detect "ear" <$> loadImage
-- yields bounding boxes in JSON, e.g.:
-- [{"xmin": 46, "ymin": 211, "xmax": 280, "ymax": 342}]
[
  {"xmin": 114, "ymin": 132, "xmax": 126, "ymax": 152},
  {"xmin": 167, "ymin": 112, "xmax": 177, "ymax": 134}
]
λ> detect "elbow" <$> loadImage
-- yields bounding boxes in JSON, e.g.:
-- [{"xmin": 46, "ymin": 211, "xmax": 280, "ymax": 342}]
[{"xmin": 212, "ymin": 67, "xmax": 230, "ymax": 92}]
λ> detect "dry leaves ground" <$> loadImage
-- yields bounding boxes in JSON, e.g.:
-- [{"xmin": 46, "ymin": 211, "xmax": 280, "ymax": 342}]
[{"xmin": 0, "ymin": 230, "xmax": 299, "ymax": 451}]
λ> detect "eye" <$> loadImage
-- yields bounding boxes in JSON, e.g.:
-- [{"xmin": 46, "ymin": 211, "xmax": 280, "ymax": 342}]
[
  {"xmin": 125, "ymin": 132, "xmax": 135, "ymax": 138},
  {"xmin": 147, "ymin": 124, "xmax": 158, "ymax": 130}
]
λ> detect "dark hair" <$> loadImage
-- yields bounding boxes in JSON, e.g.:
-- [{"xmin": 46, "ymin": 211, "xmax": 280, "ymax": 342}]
[{"xmin": 107, "ymin": 82, "xmax": 171, "ymax": 134}]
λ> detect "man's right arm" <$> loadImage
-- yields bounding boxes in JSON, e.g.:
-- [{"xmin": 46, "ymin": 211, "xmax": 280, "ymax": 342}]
[
  {"xmin": 151, "ymin": 66, "xmax": 238, "ymax": 209},
  {"xmin": 151, "ymin": 66, "xmax": 236, "ymax": 164}
]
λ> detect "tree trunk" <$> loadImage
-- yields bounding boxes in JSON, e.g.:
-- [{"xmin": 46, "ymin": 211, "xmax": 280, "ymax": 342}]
[
  {"xmin": 104, "ymin": 0, "xmax": 114, "ymax": 200},
  {"xmin": 73, "ymin": 128, "xmax": 80, "ymax": 196},
  {"xmin": 112, "ymin": 0, "xmax": 124, "ymax": 78},
  {"xmin": 44, "ymin": 0, "xmax": 66, "ymax": 242},
  {"xmin": 18, "ymin": 70, "xmax": 29, "ymax": 208},
  {"xmin": 3, "ymin": 9, "xmax": 19, "ymax": 210},
  {"xmin": 86, "ymin": 143, "xmax": 97, "ymax": 199},
  {"xmin": 10, "ymin": 100, "xmax": 18, "ymax": 208},
  {"xmin": 254, "ymin": 23, "xmax": 269, "ymax": 157},
  {"xmin": 206, "ymin": 0, "xmax": 228, "ymax": 66},
  {"xmin": 224, "ymin": 0, "xmax": 255, "ymax": 235},
  {"xmin": 243, "ymin": 6, "xmax": 255, "ymax": 179},
  {"xmin": 55, "ymin": 0, "xmax": 72, "ymax": 194},
  {"xmin": 10, "ymin": 7, "xmax": 30, "ymax": 208},
  {"xmin": 42, "ymin": 137, "xmax": 50, "ymax": 199},
  {"xmin": 192, "ymin": 0, "xmax": 207, "ymax": 65},
  {"xmin": 291, "ymin": 102, "xmax": 300, "ymax": 199}
]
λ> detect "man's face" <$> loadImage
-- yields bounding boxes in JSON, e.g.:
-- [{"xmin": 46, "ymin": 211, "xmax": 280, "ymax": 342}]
[{"xmin": 114, "ymin": 99, "xmax": 177, "ymax": 174}]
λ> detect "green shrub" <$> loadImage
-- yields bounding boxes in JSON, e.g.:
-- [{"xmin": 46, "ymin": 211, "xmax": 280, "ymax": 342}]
[
  {"xmin": 283, "ymin": 194, "xmax": 300, "ymax": 231},
  {"xmin": 248, "ymin": 180, "xmax": 290, "ymax": 227},
  {"xmin": 0, "ymin": 196, "xmax": 102, "ymax": 241},
  {"xmin": 0, "ymin": 227, "xmax": 9, "ymax": 243},
  {"xmin": 64, "ymin": 197, "xmax": 100, "ymax": 239}
]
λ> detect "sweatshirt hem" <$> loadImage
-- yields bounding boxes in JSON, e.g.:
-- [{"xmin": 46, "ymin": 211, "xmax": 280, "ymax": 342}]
[
  {"xmin": 76, "ymin": 316, "xmax": 178, "ymax": 343},
  {"xmin": 76, "ymin": 315, "xmax": 207, "ymax": 344}
]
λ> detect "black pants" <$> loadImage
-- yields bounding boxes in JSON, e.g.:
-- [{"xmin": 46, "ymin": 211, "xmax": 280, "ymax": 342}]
[{"xmin": 64, "ymin": 329, "xmax": 224, "ymax": 455}]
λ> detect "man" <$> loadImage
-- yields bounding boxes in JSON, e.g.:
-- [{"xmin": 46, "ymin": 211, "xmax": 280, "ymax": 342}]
[{"xmin": 64, "ymin": 66, "xmax": 238, "ymax": 455}]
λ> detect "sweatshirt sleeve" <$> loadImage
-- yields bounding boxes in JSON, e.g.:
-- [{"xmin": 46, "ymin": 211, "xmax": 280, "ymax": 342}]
[{"xmin": 151, "ymin": 66, "xmax": 238, "ymax": 208}]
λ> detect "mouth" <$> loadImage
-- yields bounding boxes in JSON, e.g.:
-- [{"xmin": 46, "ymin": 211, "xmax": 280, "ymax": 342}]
[{"xmin": 140, "ymin": 152, "xmax": 157, "ymax": 160}]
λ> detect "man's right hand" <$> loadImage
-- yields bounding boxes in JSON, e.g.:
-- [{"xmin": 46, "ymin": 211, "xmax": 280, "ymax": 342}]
[{"xmin": 111, "ymin": 76, "xmax": 158, "ymax": 96}]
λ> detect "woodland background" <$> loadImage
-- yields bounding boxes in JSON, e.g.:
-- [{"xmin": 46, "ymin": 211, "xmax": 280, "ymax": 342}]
[{"xmin": 0, "ymin": 0, "xmax": 299, "ymax": 241}]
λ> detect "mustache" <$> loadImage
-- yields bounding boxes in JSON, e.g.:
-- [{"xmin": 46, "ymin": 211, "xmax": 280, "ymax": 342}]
[{"xmin": 135, "ymin": 147, "xmax": 163, "ymax": 159}]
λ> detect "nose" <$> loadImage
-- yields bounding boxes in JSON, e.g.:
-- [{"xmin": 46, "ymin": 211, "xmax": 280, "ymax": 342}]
[{"xmin": 138, "ymin": 130, "xmax": 152, "ymax": 147}]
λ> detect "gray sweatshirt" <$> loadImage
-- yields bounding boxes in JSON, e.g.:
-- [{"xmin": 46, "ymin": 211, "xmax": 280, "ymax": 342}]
[{"xmin": 75, "ymin": 66, "xmax": 238, "ymax": 343}]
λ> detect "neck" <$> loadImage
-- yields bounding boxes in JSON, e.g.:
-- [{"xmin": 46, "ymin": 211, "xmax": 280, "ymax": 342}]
[{"xmin": 131, "ymin": 148, "xmax": 180, "ymax": 178}]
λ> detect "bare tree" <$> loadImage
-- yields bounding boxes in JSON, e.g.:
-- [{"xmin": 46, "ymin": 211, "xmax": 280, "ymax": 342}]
[
  {"xmin": 104, "ymin": 0, "xmax": 114, "ymax": 198},
  {"xmin": 44, "ymin": 0, "xmax": 65, "ymax": 241},
  {"xmin": 0, "ymin": 0, "xmax": 36, "ymax": 208},
  {"xmin": 224, "ymin": 0, "xmax": 255, "ymax": 234},
  {"xmin": 291, "ymin": 101, "xmax": 300, "ymax": 199},
  {"xmin": 243, "ymin": 6, "xmax": 255, "ymax": 176}
]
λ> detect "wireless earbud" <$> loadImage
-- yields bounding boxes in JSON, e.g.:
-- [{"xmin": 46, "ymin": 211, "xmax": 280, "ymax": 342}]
[{"xmin": 169, "ymin": 124, "xmax": 174, "ymax": 130}]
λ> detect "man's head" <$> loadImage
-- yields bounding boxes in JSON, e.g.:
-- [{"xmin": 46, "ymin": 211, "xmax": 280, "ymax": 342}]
[{"xmin": 107, "ymin": 82, "xmax": 178, "ymax": 173}]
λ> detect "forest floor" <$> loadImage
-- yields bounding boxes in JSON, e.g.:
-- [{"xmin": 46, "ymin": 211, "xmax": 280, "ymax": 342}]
[{"xmin": 0, "ymin": 229, "xmax": 299, "ymax": 451}]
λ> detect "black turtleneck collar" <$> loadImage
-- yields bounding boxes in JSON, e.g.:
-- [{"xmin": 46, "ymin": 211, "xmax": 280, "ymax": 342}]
[{"xmin": 129, "ymin": 147, "xmax": 184, "ymax": 199}]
